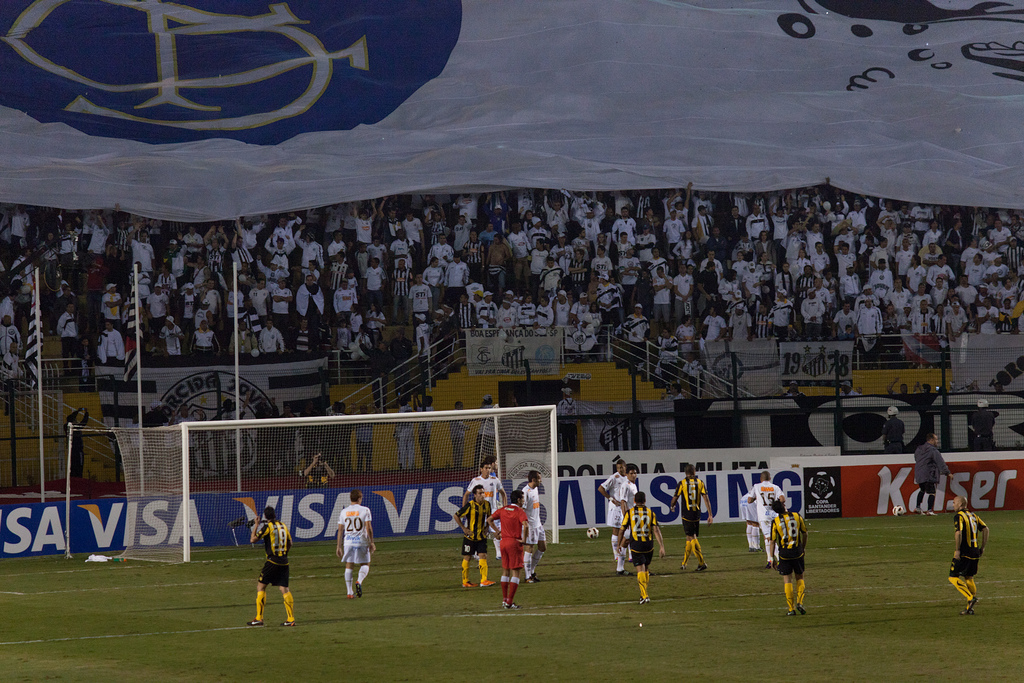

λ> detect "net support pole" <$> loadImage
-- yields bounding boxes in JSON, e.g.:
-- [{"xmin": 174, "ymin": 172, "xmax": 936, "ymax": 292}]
[
  {"xmin": 491, "ymin": 410, "xmax": 502, "ymax": 480},
  {"xmin": 34, "ymin": 269, "xmax": 45, "ymax": 502},
  {"xmin": 134, "ymin": 262, "xmax": 145, "ymax": 496},
  {"xmin": 182, "ymin": 423, "xmax": 191, "ymax": 563},
  {"xmin": 63, "ymin": 422, "xmax": 74, "ymax": 559},
  {"xmin": 549, "ymin": 405, "xmax": 559, "ymax": 544},
  {"xmin": 233, "ymin": 261, "xmax": 241, "ymax": 492}
]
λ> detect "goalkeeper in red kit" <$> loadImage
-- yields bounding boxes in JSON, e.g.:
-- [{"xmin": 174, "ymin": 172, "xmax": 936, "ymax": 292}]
[{"xmin": 491, "ymin": 489, "xmax": 529, "ymax": 609}]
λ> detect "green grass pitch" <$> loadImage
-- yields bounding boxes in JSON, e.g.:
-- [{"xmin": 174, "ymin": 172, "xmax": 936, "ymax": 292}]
[{"xmin": 2, "ymin": 512, "xmax": 1021, "ymax": 681}]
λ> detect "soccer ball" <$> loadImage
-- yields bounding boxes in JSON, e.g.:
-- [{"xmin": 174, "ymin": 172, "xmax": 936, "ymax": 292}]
[
  {"xmin": 586, "ymin": 527, "xmax": 599, "ymax": 539},
  {"xmin": 892, "ymin": 505, "xmax": 906, "ymax": 516}
]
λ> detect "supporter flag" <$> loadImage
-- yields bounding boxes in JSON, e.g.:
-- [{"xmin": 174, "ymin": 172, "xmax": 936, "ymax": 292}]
[
  {"xmin": 902, "ymin": 334, "xmax": 943, "ymax": 366},
  {"xmin": 124, "ymin": 284, "xmax": 138, "ymax": 382},
  {"xmin": 24, "ymin": 277, "xmax": 39, "ymax": 388},
  {"xmin": 6, "ymin": 2, "xmax": 1024, "ymax": 218}
]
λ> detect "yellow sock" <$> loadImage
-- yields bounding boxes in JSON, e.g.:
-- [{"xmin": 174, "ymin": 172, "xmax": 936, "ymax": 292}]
[
  {"xmin": 479, "ymin": 558, "xmax": 488, "ymax": 583},
  {"xmin": 637, "ymin": 571, "xmax": 649, "ymax": 599},
  {"xmin": 283, "ymin": 592, "xmax": 294, "ymax": 622},
  {"xmin": 461, "ymin": 558, "xmax": 470, "ymax": 583},
  {"xmin": 255, "ymin": 590, "xmax": 266, "ymax": 621},
  {"xmin": 796, "ymin": 579, "xmax": 805, "ymax": 605},
  {"xmin": 693, "ymin": 539, "xmax": 705, "ymax": 565},
  {"xmin": 682, "ymin": 540, "xmax": 692, "ymax": 566},
  {"xmin": 965, "ymin": 577, "xmax": 977, "ymax": 598},
  {"xmin": 948, "ymin": 576, "xmax": 973, "ymax": 600},
  {"xmin": 784, "ymin": 583, "xmax": 795, "ymax": 611}
]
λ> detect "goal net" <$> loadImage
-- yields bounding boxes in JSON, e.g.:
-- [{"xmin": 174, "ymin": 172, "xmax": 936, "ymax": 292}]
[{"xmin": 75, "ymin": 406, "xmax": 558, "ymax": 562}]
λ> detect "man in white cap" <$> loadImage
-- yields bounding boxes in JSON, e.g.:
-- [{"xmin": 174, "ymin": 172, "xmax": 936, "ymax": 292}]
[
  {"xmin": 557, "ymin": 386, "xmax": 578, "ymax": 452},
  {"xmin": 971, "ymin": 400, "xmax": 996, "ymax": 451},
  {"xmin": 882, "ymin": 406, "xmax": 905, "ymax": 454},
  {"xmin": 161, "ymin": 316, "xmax": 184, "ymax": 356}
]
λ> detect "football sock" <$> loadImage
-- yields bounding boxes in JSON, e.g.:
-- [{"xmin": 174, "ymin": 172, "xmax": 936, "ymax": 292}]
[
  {"xmin": 925, "ymin": 493, "xmax": 935, "ymax": 513},
  {"xmin": 461, "ymin": 558, "xmax": 470, "ymax": 583},
  {"xmin": 524, "ymin": 553, "xmax": 533, "ymax": 578},
  {"xmin": 501, "ymin": 575, "xmax": 509, "ymax": 601},
  {"xmin": 345, "ymin": 568, "xmax": 354, "ymax": 595},
  {"xmin": 479, "ymin": 558, "xmax": 488, "ymax": 583},
  {"xmin": 748, "ymin": 527, "xmax": 760, "ymax": 549},
  {"xmin": 965, "ymin": 577, "xmax": 977, "ymax": 598},
  {"xmin": 784, "ymin": 583, "xmax": 795, "ymax": 611},
  {"xmin": 532, "ymin": 549, "xmax": 543, "ymax": 572},
  {"xmin": 796, "ymin": 579, "xmax": 805, "ymax": 605},
  {"xmin": 616, "ymin": 548, "xmax": 626, "ymax": 572},
  {"xmin": 693, "ymin": 540, "xmax": 705, "ymax": 565},
  {"xmin": 682, "ymin": 540, "xmax": 692, "ymax": 566},
  {"xmin": 358, "ymin": 565, "xmax": 369, "ymax": 584},
  {"xmin": 508, "ymin": 576, "xmax": 520, "ymax": 603},
  {"xmin": 494, "ymin": 538, "xmax": 502, "ymax": 560},
  {"xmin": 765, "ymin": 542, "xmax": 773, "ymax": 563},
  {"xmin": 637, "ymin": 571, "xmax": 649, "ymax": 600},
  {"xmin": 283, "ymin": 592, "xmax": 294, "ymax": 622},
  {"xmin": 611, "ymin": 535, "xmax": 619, "ymax": 559},
  {"xmin": 948, "ymin": 576, "xmax": 972, "ymax": 600},
  {"xmin": 255, "ymin": 590, "xmax": 266, "ymax": 621}
]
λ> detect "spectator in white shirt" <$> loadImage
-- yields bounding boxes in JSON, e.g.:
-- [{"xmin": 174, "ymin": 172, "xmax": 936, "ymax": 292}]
[
  {"xmin": 97, "ymin": 321, "xmax": 125, "ymax": 365},
  {"xmin": 161, "ymin": 316, "xmax": 184, "ymax": 356},
  {"xmin": 260, "ymin": 318, "xmax": 287, "ymax": 353}
]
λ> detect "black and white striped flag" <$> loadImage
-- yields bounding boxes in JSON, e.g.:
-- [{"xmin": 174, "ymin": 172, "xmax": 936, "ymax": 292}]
[
  {"xmin": 124, "ymin": 284, "xmax": 138, "ymax": 382},
  {"xmin": 25, "ymin": 281, "xmax": 39, "ymax": 388}
]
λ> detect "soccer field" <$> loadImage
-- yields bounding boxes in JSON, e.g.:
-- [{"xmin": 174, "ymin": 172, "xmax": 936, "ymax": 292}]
[{"xmin": 2, "ymin": 512, "xmax": 1020, "ymax": 681}]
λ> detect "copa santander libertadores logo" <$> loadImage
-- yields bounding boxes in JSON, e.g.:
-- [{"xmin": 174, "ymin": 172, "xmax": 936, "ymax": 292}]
[{"xmin": 0, "ymin": 0, "xmax": 462, "ymax": 144}]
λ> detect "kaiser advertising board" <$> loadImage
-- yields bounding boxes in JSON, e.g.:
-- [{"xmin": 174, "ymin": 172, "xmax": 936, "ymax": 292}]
[{"xmin": 0, "ymin": 469, "xmax": 804, "ymax": 557}]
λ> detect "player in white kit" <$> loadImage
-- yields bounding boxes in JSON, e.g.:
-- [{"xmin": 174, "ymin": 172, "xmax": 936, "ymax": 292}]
[
  {"xmin": 463, "ymin": 455, "xmax": 507, "ymax": 560},
  {"xmin": 746, "ymin": 471, "xmax": 785, "ymax": 568},
  {"xmin": 740, "ymin": 487, "xmax": 761, "ymax": 553},
  {"xmin": 337, "ymin": 489, "xmax": 375, "ymax": 598},
  {"xmin": 599, "ymin": 462, "xmax": 638, "ymax": 575},
  {"xmin": 522, "ymin": 470, "xmax": 546, "ymax": 583}
]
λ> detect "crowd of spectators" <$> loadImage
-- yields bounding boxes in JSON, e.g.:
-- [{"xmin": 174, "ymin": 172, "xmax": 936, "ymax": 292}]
[{"xmin": 2, "ymin": 182, "xmax": 1023, "ymax": 381}]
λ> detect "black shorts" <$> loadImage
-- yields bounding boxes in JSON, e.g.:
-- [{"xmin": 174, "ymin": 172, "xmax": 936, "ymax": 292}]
[
  {"xmin": 681, "ymin": 510, "xmax": 700, "ymax": 538},
  {"xmin": 258, "ymin": 560, "xmax": 290, "ymax": 587},
  {"xmin": 630, "ymin": 540, "xmax": 654, "ymax": 567},
  {"xmin": 462, "ymin": 538, "xmax": 488, "ymax": 556},
  {"xmin": 917, "ymin": 481, "xmax": 936, "ymax": 494},
  {"xmin": 950, "ymin": 556, "xmax": 980, "ymax": 578},
  {"xmin": 777, "ymin": 555, "xmax": 805, "ymax": 576}
]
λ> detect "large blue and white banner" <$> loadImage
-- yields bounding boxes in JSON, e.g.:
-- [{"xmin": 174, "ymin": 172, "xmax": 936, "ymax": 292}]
[{"xmin": 4, "ymin": 1, "xmax": 1024, "ymax": 219}]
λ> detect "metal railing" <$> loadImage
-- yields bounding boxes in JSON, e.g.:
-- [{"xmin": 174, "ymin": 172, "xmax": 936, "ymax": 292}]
[{"xmin": 335, "ymin": 333, "xmax": 466, "ymax": 412}]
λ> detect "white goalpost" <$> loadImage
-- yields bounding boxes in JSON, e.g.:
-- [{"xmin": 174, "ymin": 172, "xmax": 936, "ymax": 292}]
[{"xmin": 67, "ymin": 406, "xmax": 558, "ymax": 562}]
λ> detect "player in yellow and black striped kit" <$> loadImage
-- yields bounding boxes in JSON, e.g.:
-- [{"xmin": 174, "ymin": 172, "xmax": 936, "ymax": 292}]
[
  {"xmin": 669, "ymin": 464, "xmax": 713, "ymax": 572},
  {"xmin": 949, "ymin": 495, "xmax": 989, "ymax": 615},
  {"xmin": 248, "ymin": 506, "xmax": 296, "ymax": 627},
  {"xmin": 769, "ymin": 498, "xmax": 807, "ymax": 616},
  {"xmin": 453, "ymin": 484, "xmax": 498, "ymax": 588},
  {"xmin": 617, "ymin": 492, "xmax": 666, "ymax": 604}
]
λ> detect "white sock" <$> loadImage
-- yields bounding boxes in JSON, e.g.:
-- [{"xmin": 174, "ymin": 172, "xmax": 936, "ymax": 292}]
[
  {"xmin": 358, "ymin": 565, "xmax": 369, "ymax": 584},
  {"xmin": 765, "ymin": 542, "xmax": 772, "ymax": 563},
  {"xmin": 524, "ymin": 553, "xmax": 533, "ymax": 578},
  {"xmin": 611, "ymin": 534, "xmax": 619, "ymax": 559},
  {"xmin": 494, "ymin": 537, "xmax": 501, "ymax": 559},
  {"xmin": 749, "ymin": 527, "xmax": 760, "ymax": 549},
  {"xmin": 616, "ymin": 547, "xmax": 626, "ymax": 572},
  {"xmin": 510, "ymin": 576, "xmax": 520, "ymax": 585},
  {"xmin": 532, "ymin": 549, "xmax": 543, "ymax": 572},
  {"xmin": 345, "ymin": 568, "xmax": 353, "ymax": 595}
]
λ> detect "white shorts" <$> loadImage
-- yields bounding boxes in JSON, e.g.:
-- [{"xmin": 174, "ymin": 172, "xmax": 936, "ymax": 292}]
[
  {"xmin": 525, "ymin": 523, "xmax": 544, "ymax": 546},
  {"xmin": 607, "ymin": 504, "xmax": 624, "ymax": 529},
  {"xmin": 759, "ymin": 517, "xmax": 775, "ymax": 539},
  {"xmin": 741, "ymin": 500, "xmax": 759, "ymax": 523},
  {"xmin": 342, "ymin": 545, "xmax": 371, "ymax": 565}
]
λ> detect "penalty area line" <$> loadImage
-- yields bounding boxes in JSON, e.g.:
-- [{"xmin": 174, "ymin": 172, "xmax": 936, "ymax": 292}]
[
  {"xmin": 447, "ymin": 611, "xmax": 615, "ymax": 618},
  {"xmin": 0, "ymin": 625, "xmax": 252, "ymax": 646}
]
